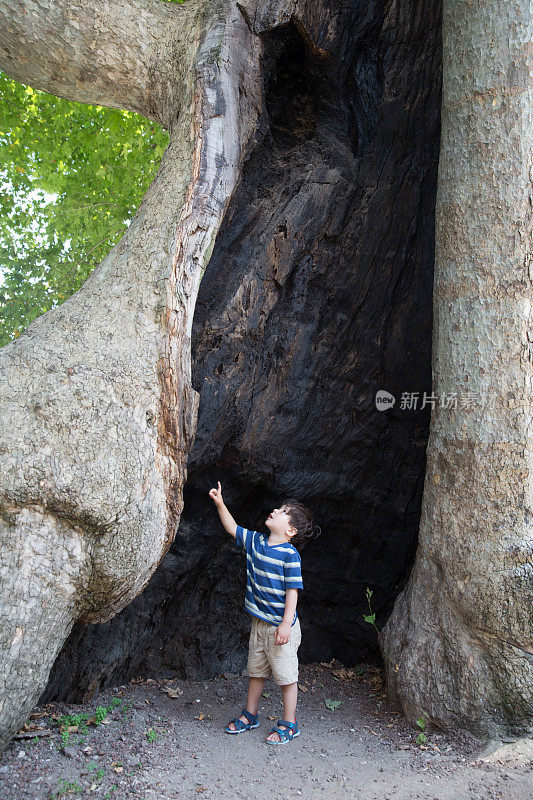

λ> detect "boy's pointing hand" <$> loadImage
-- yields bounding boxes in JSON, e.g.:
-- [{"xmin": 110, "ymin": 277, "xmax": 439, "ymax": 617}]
[{"xmin": 208, "ymin": 480, "xmax": 224, "ymax": 507}]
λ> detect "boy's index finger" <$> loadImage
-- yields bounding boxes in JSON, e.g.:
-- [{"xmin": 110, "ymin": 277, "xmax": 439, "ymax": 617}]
[{"xmin": 218, "ymin": 481, "xmax": 221, "ymax": 490}]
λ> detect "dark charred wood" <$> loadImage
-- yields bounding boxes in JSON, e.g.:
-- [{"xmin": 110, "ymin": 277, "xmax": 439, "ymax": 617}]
[{"xmin": 40, "ymin": 0, "xmax": 441, "ymax": 702}]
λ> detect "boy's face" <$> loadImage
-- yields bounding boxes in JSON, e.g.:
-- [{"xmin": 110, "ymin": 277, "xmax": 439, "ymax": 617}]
[{"xmin": 265, "ymin": 504, "xmax": 295, "ymax": 538}]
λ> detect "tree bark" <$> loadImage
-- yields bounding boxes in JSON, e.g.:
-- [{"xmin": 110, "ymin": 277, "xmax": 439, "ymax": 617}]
[
  {"xmin": 41, "ymin": 0, "xmax": 442, "ymax": 706},
  {"xmin": 0, "ymin": 0, "xmax": 194, "ymax": 127},
  {"xmin": 1, "ymin": 0, "xmax": 531, "ymax": 754},
  {"xmin": 380, "ymin": 0, "xmax": 533, "ymax": 739},
  {"xmin": 0, "ymin": 0, "xmax": 264, "ymax": 751}
]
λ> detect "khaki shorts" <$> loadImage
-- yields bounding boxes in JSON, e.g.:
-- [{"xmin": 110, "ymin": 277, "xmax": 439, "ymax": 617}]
[{"xmin": 246, "ymin": 615, "xmax": 302, "ymax": 686}]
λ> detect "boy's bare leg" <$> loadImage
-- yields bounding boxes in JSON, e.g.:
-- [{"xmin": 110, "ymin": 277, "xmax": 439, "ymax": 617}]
[
  {"xmin": 226, "ymin": 676, "xmax": 266, "ymax": 731},
  {"xmin": 266, "ymin": 681, "xmax": 298, "ymax": 742}
]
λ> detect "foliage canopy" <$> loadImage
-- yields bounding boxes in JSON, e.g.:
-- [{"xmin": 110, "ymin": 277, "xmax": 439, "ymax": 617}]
[{"xmin": 0, "ymin": 0, "xmax": 188, "ymax": 347}]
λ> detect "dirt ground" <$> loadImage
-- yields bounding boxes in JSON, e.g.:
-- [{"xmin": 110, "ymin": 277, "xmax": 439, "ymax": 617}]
[{"xmin": 0, "ymin": 658, "xmax": 531, "ymax": 800}]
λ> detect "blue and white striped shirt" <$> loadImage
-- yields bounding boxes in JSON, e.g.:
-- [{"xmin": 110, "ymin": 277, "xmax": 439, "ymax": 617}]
[{"xmin": 235, "ymin": 525, "xmax": 303, "ymax": 627}]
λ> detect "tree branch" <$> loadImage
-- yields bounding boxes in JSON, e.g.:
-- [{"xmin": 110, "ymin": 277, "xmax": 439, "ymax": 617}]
[{"xmin": 0, "ymin": 0, "xmax": 205, "ymax": 128}]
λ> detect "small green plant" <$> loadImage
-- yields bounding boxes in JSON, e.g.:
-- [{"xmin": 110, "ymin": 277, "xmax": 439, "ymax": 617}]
[
  {"xmin": 120, "ymin": 699, "xmax": 133, "ymax": 718},
  {"xmin": 363, "ymin": 587, "xmax": 379, "ymax": 634},
  {"xmin": 87, "ymin": 761, "xmax": 106, "ymax": 780},
  {"xmin": 56, "ymin": 711, "xmax": 90, "ymax": 730},
  {"xmin": 94, "ymin": 705, "xmax": 109, "ymax": 725},
  {"xmin": 53, "ymin": 698, "xmax": 135, "ymax": 754},
  {"xmin": 103, "ymin": 786, "xmax": 118, "ymax": 799},
  {"xmin": 324, "ymin": 698, "xmax": 342, "ymax": 710},
  {"xmin": 58, "ymin": 727, "xmax": 71, "ymax": 750},
  {"xmin": 145, "ymin": 727, "xmax": 158, "ymax": 742},
  {"xmin": 415, "ymin": 714, "xmax": 428, "ymax": 744},
  {"xmin": 362, "ymin": 587, "xmax": 396, "ymax": 666},
  {"xmin": 124, "ymin": 763, "xmax": 142, "ymax": 778},
  {"xmin": 354, "ymin": 665, "xmax": 367, "ymax": 676},
  {"xmin": 76, "ymin": 714, "xmax": 90, "ymax": 734},
  {"xmin": 52, "ymin": 777, "xmax": 83, "ymax": 797}
]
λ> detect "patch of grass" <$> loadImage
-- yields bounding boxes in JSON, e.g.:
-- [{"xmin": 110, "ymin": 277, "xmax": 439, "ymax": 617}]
[
  {"xmin": 119, "ymin": 699, "xmax": 133, "ymax": 718},
  {"xmin": 94, "ymin": 705, "xmax": 109, "ymax": 724},
  {"xmin": 53, "ymin": 696, "xmax": 132, "ymax": 751},
  {"xmin": 145, "ymin": 727, "xmax": 158, "ymax": 743},
  {"xmin": 87, "ymin": 760, "xmax": 106, "ymax": 780},
  {"xmin": 51, "ymin": 777, "xmax": 83, "ymax": 797},
  {"xmin": 144, "ymin": 723, "xmax": 166, "ymax": 744}
]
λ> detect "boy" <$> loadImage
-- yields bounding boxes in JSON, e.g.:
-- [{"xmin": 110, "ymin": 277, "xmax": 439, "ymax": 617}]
[{"xmin": 208, "ymin": 481, "xmax": 317, "ymax": 744}]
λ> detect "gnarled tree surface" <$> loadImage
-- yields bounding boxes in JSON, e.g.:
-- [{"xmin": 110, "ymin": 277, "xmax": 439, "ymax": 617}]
[
  {"xmin": 0, "ymin": 0, "xmax": 264, "ymax": 751},
  {"xmin": 40, "ymin": 0, "xmax": 441, "ymax": 709},
  {"xmin": 0, "ymin": 0, "xmax": 531, "ymax": 755},
  {"xmin": 380, "ymin": 0, "xmax": 533, "ymax": 739}
]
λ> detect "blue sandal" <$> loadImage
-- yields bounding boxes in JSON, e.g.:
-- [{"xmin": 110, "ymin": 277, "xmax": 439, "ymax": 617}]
[
  {"xmin": 266, "ymin": 718, "xmax": 300, "ymax": 744},
  {"xmin": 225, "ymin": 707, "xmax": 260, "ymax": 734}
]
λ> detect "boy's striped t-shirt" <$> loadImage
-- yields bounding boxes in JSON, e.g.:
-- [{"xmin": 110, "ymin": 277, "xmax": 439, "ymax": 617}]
[{"xmin": 235, "ymin": 525, "xmax": 303, "ymax": 627}]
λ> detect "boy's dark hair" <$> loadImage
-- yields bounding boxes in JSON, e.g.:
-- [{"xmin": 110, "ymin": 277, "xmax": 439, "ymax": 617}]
[{"xmin": 281, "ymin": 497, "xmax": 321, "ymax": 549}]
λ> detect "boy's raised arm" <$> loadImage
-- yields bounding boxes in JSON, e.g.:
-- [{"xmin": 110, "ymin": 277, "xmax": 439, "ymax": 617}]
[{"xmin": 208, "ymin": 481, "xmax": 237, "ymax": 538}]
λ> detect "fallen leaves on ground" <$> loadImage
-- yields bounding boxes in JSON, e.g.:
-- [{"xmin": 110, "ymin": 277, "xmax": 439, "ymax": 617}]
[
  {"xmin": 13, "ymin": 722, "xmax": 53, "ymax": 739},
  {"xmin": 331, "ymin": 668, "xmax": 353, "ymax": 680},
  {"xmin": 161, "ymin": 686, "xmax": 183, "ymax": 698}
]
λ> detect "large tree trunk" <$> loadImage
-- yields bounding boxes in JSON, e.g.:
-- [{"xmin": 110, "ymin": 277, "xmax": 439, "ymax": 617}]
[
  {"xmin": 380, "ymin": 0, "xmax": 533, "ymax": 739},
  {"xmin": 0, "ymin": 0, "xmax": 531, "ymax": 754},
  {"xmin": 40, "ymin": 0, "xmax": 442, "ymax": 704},
  {"xmin": 0, "ymin": 0, "xmax": 264, "ymax": 751}
]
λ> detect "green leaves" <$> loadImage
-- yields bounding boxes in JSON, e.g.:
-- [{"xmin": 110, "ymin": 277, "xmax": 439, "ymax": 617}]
[
  {"xmin": 0, "ymin": 71, "xmax": 169, "ymax": 347},
  {"xmin": 362, "ymin": 587, "xmax": 380, "ymax": 634},
  {"xmin": 415, "ymin": 714, "xmax": 428, "ymax": 744},
  {"xmin": 324, "ymin": 698, "xmax": 342, "ymax": 711}
]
